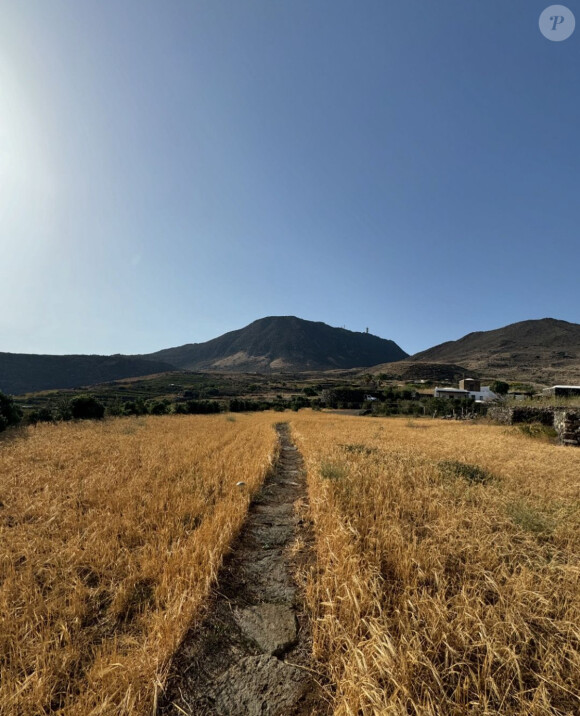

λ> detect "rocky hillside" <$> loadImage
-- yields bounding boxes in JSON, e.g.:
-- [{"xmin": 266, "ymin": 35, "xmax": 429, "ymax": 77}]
[
  {"xmin": 368, "ymin": 360, "xmax": 477, "ymax": 384},
  {"xmin": 141, "ymin": 316, "xmax": 408, "ymax": 372},
  {"xmin": 410, "ymin": 318, "xmax": 580, "ymax": 385}
]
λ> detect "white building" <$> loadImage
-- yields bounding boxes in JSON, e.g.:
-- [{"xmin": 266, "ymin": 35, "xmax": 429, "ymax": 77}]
[
  {"xmin": 470, "ymin": 386, "xmax": 498, "ymax": 402},
  {"xmin": 434, "ymin": 388, "xmax": 470, "ymax": 399},
  {"xmin": 434, "ymin": 386, "xmax": 497, "ymax": 402}
]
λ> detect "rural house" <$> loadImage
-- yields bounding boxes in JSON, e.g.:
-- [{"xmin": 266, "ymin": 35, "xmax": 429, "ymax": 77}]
[
  {"xmin": 434, "ymin": 387, "xmax": 470, "ymax": 399},
  {"xmin": 542, "ymin": 385, "xmax": 580, "ymax": 397},
  {"xmin": 435, "ymin": 379, "xmax": 497, "ymax": 402}
]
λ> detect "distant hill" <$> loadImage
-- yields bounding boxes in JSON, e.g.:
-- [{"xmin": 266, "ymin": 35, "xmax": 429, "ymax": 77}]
[
  {"xmin": 410, "ymin": 318, "xmax": 580, "ymax": 385},
  {"xmin": 0, "ymin": 354, "xmax": 174, "ymax": 396},
  {"xmin": 368, "ymin": 360, "xmax": 477, "ymax": 384},
  {"xmin": 141, "ymin": 316, "xmax": 408, "ymax": 372},
  {"xmin": 12, "ymin": 316, "xmax": 580, "ymax": 396}
]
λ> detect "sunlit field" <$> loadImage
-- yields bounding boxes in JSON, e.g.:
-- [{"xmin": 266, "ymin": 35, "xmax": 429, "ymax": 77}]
[
  {"xmin": 291, "ymin": 413, "xmax": 580, "ymax": 715},
  {"xmin": 2, "ymin": 410, "xmax": 579, "ymax": 715},
  {"xmin": 0, "ymin": 414, "xmax": 277, "ymax": 715}
]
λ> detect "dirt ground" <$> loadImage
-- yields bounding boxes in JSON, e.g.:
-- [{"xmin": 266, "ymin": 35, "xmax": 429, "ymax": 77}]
[{"xmin": 158, "ymin": 422, "xmax": 327, "ymax": 716}]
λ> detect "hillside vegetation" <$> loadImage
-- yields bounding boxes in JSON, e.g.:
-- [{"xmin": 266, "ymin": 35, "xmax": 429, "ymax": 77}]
[
  {"xmin": 291, "ymin": 413, "xmax": 580, "ymax": 715},
  {"xmin": 411, "ymin": 318, "xmax": 580, "ymax": 385},
  {"xmin": 0, "ymin": 353, "xmax": 173, "ymax": 396}
]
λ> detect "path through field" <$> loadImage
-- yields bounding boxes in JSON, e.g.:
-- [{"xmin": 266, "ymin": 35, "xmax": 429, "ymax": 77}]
[{"xmin": 159, "ymin": 422, "xmax": 325, "ymax": 715}]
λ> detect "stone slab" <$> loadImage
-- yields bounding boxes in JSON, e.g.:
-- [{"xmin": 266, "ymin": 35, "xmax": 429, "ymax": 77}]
[
  {"xmin": 212, "ymin": 655, "xmax": 310, "ymax": 716},
  {"xmin": 234, "ymin": 603, "xmax": 297, "ymax": 656}
]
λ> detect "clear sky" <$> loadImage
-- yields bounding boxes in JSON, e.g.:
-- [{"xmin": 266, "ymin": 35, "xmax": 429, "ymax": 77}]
[{"xmin": 1, "ymin": 1, "xmax": 578, "ymax": 357}]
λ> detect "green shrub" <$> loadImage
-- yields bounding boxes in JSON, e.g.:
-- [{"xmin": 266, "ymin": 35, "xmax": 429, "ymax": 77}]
[
  {"xmin": 290, "ymin": 396, "xmax": 310, "ymax": 411},
  {"xmin": 106, "ymin": 400, "xmax": 126, "ymax": 417},
  {"xmin": 123, "ymin": 399, "xmax": 148, "ymax": 416},
  {"xmin": 0, "ymin": 391, "xmax": 22, "ymax": 431},
  {"xmin": 439, "ymin": 460, "xmax": 494, "ymax": 485},
  {"xmin": 70, "ymin": 395, "xmax": 105, "ymax": 420},
  {"xmin": 148, "ymin": 401, "xmax": 169, "ymax": 415},
  {"xmin": 185, "ymin": 400, "xmax": 221, "ymax": 414},
  {"xmin": 490, "ymin": 380, "xmax": 509, "ymax": 396},
  {"xmin": 55, "ymin": 398, "xmax": 73, "ymax": 421},
  {"xmin": 517, "ymin": 423, "xmax": 558, "ymax": 442},
  {"xmin": 27, "ymin": 408, "xmax": 54, "ymax": 425}
]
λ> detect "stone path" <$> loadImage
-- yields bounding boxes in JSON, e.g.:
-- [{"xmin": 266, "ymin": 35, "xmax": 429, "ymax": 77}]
[{"xmin": 158, "ymin": 423, "xmax": 325, "ymax": 716}]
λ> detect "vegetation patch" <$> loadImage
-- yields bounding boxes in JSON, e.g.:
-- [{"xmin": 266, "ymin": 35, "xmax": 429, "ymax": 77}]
[
  {"xmin": 506, "ymin": 499, "xmax": 556, "ymax": 536},
  {"xmin": 0, "ymin": 391, "xmax": 22, "ymax": 432},
  {"xmin": 439, "ymin": 459, "xmax": 495, "ymax": 485},
  {"xmin": 320, "ymin": 462, "xmax": 348, "ymax": 480},
  {"xmin": 516, "ymin": 422, "xmax": 559, "ymax": 442},
  {"xmin": 339, "ymin": 443, "xmax": 378, "ymax": 456}
]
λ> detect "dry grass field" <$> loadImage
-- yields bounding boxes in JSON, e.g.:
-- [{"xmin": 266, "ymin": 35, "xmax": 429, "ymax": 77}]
[
  {"xmin": 0, "ymin": 414, "xmax": 277, "ymax": 715},
  {"xmin": 2, "ymin": 410, "xmax": 579, "ymax": 715},
  {"xmin": 291, "ymin": 413, "xmax": 580, "ymax": 715}
]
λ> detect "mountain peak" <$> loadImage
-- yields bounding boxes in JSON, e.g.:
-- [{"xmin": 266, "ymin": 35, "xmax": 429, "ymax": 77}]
[{"xmin": 142, "ymin": 316, "xmax": 408, "ymax": 372}]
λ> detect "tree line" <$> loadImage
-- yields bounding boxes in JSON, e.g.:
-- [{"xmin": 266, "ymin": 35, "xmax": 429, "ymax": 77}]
[{"xmin": 0, "ymin": 391, "xmax": 319, "ymax": 431}]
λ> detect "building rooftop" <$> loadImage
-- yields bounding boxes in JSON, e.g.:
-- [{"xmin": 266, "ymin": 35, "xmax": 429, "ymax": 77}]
[{"xmin": 435, "ymin": 388, "xmax": 469, "ymax": 393}]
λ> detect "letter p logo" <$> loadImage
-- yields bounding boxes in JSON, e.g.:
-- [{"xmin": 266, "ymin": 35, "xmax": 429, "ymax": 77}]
[{"xmin": 540, "ymin": 5, "xmax": 575, "ymax": 41}]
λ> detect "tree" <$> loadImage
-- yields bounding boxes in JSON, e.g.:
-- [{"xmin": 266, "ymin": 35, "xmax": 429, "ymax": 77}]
[
  {"xmin": 55, "ymin": 398, "xmax": 73, "ymax": 421},
  {"xmin": 0, "ymin": 391, "xmax": 22, "ymax": 432},
  {"xmin": 106, "ymin": 400, "xmax": 126, "ymax": 417},
  {"xmin": 70, "ymin": 395, "xmax": 105, "ymax": 420},
  {"xmin": 185, "ymin": 400, "xmax": 221, "ymax": 414},
  {"xmin": 173, "ymin": 402, "xmax": 189, "ymax": 414},
  {"xmin": 490, "ymin": 380, "xmax": 509, "ymax": 396},
  {"xmin": 27, "ymin": 408, "xmax": 54, "ymax": 425},
  {"xmin": 290, "ymin": 396, "xmax": 310, "ymax": 411},
  {"xmin": 148, "ymin": 401, "xmax": 169, "ymax": 415},
  {"xmin": 123, "ymin": 399, "xmax": 148, "ymax": 416}
]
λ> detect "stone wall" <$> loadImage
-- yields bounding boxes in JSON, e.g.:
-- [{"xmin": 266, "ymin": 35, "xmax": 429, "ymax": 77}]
[
  {"xmin": 486, "ymin": 407, "xmax": 513, "ymax": 424},
  {"xmin": 486, "ymin": 406, "xmax": 554, "ymax": 426},
  {"xmin": 553, "ymin": 409, "xmax": 580, "ymax": 446},
  {"xmin": 487, "ymin": 406, "xmax": 580, "ymax": 446}
]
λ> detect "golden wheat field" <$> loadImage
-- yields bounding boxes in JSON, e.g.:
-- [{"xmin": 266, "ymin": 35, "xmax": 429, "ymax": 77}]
[
  {"xmin": 0, "ymin": 413, "xmax": 278, "ymax": 715},
  {"xmin": 1, "ymin": 411, "xmax": 579, "ymax": 716},
  {"xmin": 290, "ymin": 413, "xmax": 580, "ymax": 715}
]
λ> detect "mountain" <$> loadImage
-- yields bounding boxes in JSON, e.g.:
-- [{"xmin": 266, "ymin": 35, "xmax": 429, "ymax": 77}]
[
  {"xmin": 0, "ymin": 317, "xmax": 408, "ymax": 395},
  {"xmin": 0, "ymin": 354, "xmax": 174, "ymax": 396},
  {"xmin": 141, "ymin": 316, "xmax": 408, "ymax": 372},
  {"xmin": 410, "ymin": 318, "xmax": 580, "ymax": 385}
]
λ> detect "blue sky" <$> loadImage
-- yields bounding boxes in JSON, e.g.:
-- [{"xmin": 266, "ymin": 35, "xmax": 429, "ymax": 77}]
[{"xmin": 1, "ymin": 1, "xmax": 578, "ymax": 356}]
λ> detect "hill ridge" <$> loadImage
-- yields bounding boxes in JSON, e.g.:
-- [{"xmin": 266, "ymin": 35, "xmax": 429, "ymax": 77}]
[
  {"xmin": 0, "ymin": 353, "xmax": 174, "ymax": 396},
  {"xmin": 140, "ymin": 315, "xmax": 408, "ymax": 372},
  {"xmin": 411, "ymin": 317, "xmax": 580, "ymax": 384},
  {"xmin": 0, "ymin": 316, "xmax": 408, "ymax": 394}
]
